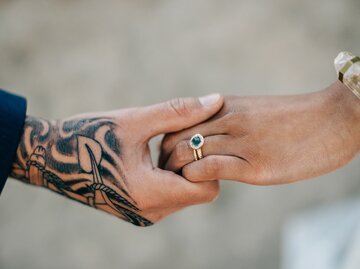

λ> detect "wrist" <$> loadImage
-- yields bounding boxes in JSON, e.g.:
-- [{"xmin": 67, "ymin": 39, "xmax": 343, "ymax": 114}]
[
  {"xmin": 11, "ymin": 116, "xmax": 57, "ymax": 186},
  {"xmin": 326, "ymin": 81, "xmax": 360, "ymax": 152}
]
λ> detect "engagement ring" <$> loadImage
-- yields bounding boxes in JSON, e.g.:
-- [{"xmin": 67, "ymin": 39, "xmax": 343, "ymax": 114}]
[{"xmin": 190, "ymin": 134, "xmax": 205, "ymax": 161}]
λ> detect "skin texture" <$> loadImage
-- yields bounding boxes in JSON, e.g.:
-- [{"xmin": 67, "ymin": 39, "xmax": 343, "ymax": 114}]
[
  {"xmin": 160, "ymin": 81, "xmax": 360, "ymax": 185},
  {"xmin": 11, "ymin": 94, "xmax": 224, "ymax": 226}
]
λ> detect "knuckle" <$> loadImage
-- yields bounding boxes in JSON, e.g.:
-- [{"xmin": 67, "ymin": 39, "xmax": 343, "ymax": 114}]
[
  {"xmin": 182, "ymin": 165, "xmax": 193, "ymax": 180},
  {"xmin": 168, "ymin": 98, "xmax": 192, "ymax": 118},
  {"xmin": 204, "ymin": 156, "xmax": 222, "ymax": 176},
  {"xmin": 205, "ymin": 182, "xmax": 220, "ymax": 202},
  {"xmin": 182, "ymin": 164, "xmax": 201, "ymax": 182}
]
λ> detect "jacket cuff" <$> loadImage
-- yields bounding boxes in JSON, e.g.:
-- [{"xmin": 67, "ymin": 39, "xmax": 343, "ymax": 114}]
[{"xmin": 0, "ymin": 89, "xmax": 27, "ymax": 194}]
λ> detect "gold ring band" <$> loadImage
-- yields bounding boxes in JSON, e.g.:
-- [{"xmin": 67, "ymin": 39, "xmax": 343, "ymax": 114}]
[{"xmin": 193, "ymin": 148, "xmax": 203, "ymax": 161}]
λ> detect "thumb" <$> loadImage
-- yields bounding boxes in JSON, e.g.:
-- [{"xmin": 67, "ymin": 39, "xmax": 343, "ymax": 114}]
[{"xmin": 138, "ymin": 94, "xmax": 223, "ymax": 140}]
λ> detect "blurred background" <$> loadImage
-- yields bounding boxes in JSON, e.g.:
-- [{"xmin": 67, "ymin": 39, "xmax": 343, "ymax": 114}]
[{"xmin": 0, "ymin": 0, "xmax": 359, "ymax": 268}]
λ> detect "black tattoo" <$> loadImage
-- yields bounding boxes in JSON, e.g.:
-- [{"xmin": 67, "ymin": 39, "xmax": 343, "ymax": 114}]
[{"xmin": 11, "ymin": 117, "xmax": 152, "ymax": 227}]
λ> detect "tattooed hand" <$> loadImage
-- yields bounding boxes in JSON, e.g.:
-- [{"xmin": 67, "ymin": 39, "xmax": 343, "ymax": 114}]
[{"xmin": 11, "ymin": 94, "xmax": 224, "ymax": 226}]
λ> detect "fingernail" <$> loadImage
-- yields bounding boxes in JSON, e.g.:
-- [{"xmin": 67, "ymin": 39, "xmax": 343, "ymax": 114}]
[{"xmin": 199, "ymin": 93, "xmax": 221, "ymax": 107}]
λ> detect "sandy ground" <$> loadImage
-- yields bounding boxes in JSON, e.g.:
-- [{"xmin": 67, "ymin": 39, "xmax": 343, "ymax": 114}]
[{"xmin": 0, "ymin": 1, "xmax": 359, "ymax": 268}]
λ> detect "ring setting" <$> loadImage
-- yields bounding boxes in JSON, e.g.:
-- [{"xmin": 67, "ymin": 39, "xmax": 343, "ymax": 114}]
[{"xmin": 190, "ymin": 134, "xmax": 204, "ymax": 161}]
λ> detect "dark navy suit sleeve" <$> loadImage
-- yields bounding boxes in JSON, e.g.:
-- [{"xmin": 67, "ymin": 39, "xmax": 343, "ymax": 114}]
[{"xmin": 0, "ymin": 89, "xmax": 27, "ymax": 194}]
